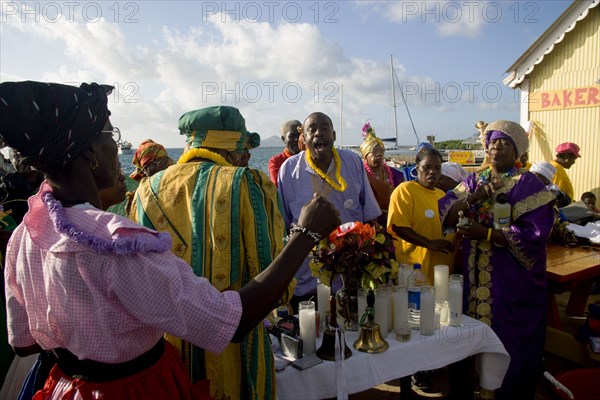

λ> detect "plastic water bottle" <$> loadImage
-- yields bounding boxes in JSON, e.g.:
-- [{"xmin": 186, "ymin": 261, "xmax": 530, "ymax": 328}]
[
  {"xmin": 407, "ymin": 263, "xmax": 429, "ymax": 330},
  {"xmin": 493, "ymin": 193, "xmax": 511, "ymax": 230}
]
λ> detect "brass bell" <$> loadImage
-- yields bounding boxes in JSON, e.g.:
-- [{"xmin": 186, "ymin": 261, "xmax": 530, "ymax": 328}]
[
  {"xmin": 316, "ymin": 295, "xmax": 352, "ymax": 361},
  {"xmin": 353, "ymin": 289, "xmax": 389, "ymax": 353}
]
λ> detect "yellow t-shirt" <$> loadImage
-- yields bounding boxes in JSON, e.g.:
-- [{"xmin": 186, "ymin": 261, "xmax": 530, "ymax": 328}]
[
  {"xmin": 550, "ymin": 160, "xmax": 574, "ymax": 202},
  {"xmin": 387, "ymin": 181, "xmax": 454, "ymax": 282}
]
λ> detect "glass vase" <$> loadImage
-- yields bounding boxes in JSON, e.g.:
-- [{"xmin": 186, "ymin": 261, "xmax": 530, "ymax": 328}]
[{"xmin": 335, "ymin": 274, "xmax": 360, "ymax": 331}]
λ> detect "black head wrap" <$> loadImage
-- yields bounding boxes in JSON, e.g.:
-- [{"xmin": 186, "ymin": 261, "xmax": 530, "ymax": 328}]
[{"xmin": 0, "ymin": 81, "xmax": 112, "ymax": 172}]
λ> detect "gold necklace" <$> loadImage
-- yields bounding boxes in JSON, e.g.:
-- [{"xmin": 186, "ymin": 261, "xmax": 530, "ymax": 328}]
[
  {"xmin": 177, "ymin": 148, "xmax": 232, "ymax": 166},
  {"xmin": 305, "ymin": 148, "xmax": 347, "ymax": 192}
]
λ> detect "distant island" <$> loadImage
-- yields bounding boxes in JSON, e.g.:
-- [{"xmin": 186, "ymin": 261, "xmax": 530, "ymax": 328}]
[
  {"xmin": 259, "ymin": 134, "xmax": 483, "ymax": 150},
  {"xmin": 260, "ymin": 135, "xmax": 284, "ymax": 148}
]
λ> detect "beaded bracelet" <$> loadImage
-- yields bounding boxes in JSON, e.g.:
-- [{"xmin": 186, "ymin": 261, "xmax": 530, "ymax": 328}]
[
  {"xmin": 463, "ymin": 196, "xmax": 471, "ymax": 209},
  {"xmin": 288, "ymin": 224, "xmax": 322, "ymax": 244}
]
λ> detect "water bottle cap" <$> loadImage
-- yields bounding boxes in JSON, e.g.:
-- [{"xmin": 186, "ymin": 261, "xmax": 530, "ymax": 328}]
[
  {"xmin": 413, "ymin": 263, "xmax": 421, "ymax": 269},
  {"xmin": 496, "ymin": 193, "xmax": 508, "ymax": 203}
]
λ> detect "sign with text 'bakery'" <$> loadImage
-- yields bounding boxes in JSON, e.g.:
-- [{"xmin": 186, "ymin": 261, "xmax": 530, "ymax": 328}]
[{"xmin": 529, "ymin": 85, "xmax": 600, "ymax": 111}]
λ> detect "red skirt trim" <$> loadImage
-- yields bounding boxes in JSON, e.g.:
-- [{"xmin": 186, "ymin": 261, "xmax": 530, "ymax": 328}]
[{"xmin": 33, "ymin": 342, "xmax": 212, "ymax": 400}]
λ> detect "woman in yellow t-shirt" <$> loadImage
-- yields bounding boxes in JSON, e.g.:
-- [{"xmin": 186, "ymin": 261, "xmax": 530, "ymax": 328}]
[{"xmin": 387, "ymin": 147, "xmax": 454, "ymax": 282}]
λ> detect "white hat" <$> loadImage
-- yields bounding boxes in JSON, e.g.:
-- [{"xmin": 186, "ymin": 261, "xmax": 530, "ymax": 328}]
[{"xmin": 530, "ymin": 162, "xmax": 556, "ymax": 182}]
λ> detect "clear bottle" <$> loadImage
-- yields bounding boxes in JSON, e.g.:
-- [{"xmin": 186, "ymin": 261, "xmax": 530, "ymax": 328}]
[
  {"xmin": 407, "ymin": 263, "xmax": 429, "ymax": 330},
  {"xmin": 493, "ymin": 193, "xmax": 511, "ymax": 230}
]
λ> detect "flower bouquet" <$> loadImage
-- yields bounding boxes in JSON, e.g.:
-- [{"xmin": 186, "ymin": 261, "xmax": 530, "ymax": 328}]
[
  {"xmin": 310, "ymin": 221, "xmax": 398, "ymax": 330},
  {"xmin": 310, "ymin": 221, "xmax": 398, "ymax": 289}
]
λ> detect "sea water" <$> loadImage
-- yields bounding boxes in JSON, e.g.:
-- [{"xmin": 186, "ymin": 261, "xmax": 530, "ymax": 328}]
[{"xmin": 118, "ymin": 147, "xmax": 284, "ymax": 176}]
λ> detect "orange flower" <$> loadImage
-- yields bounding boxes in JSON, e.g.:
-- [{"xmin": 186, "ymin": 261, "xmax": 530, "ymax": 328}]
[{"xmin": 310, "ymin": 221, "xmax": 397, "ymax": 288}]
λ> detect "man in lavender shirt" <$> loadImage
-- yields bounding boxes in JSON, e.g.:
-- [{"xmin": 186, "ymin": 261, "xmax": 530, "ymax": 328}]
[{"xmin": 278, "ymin": 112, "xmax": 381, "ymax": 313}]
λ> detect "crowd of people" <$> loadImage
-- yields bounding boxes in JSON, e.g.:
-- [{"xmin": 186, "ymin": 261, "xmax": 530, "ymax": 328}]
[{"xmin": 0, "ymin": 79, "xmax": 597, "ymax": 400}]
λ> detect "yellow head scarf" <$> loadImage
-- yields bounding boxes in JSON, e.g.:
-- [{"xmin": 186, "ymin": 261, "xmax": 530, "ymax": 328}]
[{"xmin": 360, "ymin": 133, "xmax": 384, "ymax": 158}]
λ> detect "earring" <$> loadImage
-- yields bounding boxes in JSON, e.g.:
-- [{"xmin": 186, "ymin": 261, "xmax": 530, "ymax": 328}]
[
  {"xmin": 90, "ymin": 156, "xmax": 99, "ymax": 170},
  {"xmin": 227, "ymin": 152, "xmax": 240, "ymax": 165}
]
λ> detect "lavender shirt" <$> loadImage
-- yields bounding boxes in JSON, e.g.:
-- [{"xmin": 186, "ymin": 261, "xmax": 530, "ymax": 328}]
[{"xmin": 278, "ymin": 149, "xmax": 381, "ymax": 296}]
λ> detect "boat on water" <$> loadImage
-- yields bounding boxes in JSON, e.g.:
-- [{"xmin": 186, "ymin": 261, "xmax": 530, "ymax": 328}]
[{"xmin": 118, "ymin": 140, "xmax": 133, "ymax": 154}]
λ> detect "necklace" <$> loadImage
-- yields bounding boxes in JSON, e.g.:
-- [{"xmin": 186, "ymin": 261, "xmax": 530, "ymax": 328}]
[
  {"xmin": 305, "ymin": 148, "xmax": 347, "ymax": 192},
  {"xmin": 363, "ymin": 159, "xmax": 394, "ymax": 186},
  {"xmin": 469, "ymin": 163, "xmax": 521, "ymax": 226},
  {"xmin": 479, "ymin": 164, "xmax": 520, "ymax": 184},
  {"xmin": 177, "ymin": 148, "xmax": 232, "ymax": 166}
]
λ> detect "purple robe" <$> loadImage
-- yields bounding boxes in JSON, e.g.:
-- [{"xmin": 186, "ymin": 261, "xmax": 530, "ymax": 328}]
[{"xmin": 439, "ymin": 170, "xmax": 555, "ymax": 398}]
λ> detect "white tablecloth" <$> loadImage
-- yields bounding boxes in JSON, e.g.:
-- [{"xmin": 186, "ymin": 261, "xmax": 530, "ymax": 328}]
[{"xmin": 276, "ymin": 316, "xmax": 509, "ymax": 400}]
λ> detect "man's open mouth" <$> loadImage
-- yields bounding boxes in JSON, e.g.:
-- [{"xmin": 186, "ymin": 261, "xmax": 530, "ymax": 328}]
[{"xmin": 314, "ymin": 141, "xmax": 328, "ymax": 151}]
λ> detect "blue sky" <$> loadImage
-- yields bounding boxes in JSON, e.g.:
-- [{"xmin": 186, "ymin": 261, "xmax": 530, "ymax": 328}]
[{"xmin": 0, "ymin": 1, "xmax": 571, "ymax": 148}]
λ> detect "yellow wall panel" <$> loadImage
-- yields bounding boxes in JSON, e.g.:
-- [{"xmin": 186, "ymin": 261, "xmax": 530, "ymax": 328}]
[{"xmin": 526, "ymin": 7, "xmax": 600, "ymax": 200}]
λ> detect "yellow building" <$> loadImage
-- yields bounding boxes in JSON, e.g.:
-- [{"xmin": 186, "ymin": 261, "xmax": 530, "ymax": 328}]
[{"xmin": 504, "ymin": 0, "xmax": 599, "ymax": 201}]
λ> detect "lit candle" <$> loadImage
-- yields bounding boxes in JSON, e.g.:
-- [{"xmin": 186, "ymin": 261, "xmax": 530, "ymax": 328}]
[
  {"xmin": 434, "ymin": 265, "xmax": 449, "ymax": 303},
  {"xmin": 440, "ymin": 301, "xmax": 448, "ymax": 323},
  {"xmin": 420, "ymin": 286, "xmax": 435, "ymax": 336},
  {"xmin": 374, "ymin": 287, "xmax": 389, "ymax": 338},
  {"xmin": 399, "ymin": 264, "xmax": 413, "ymax": 288},
  {"xmin": 299, "ymin": 300, "xmax": 316, "ymax": 355},
  {"xmin": 317, "ymin": 281, "xmax": 330, "ymax": 313},
  {"xmin": 448, "ymin": 275, "xmax": 463, "ymax": 327},
  {"xmin": 392, "ymin": 286, "xmax": 410, "ymax": 341}
]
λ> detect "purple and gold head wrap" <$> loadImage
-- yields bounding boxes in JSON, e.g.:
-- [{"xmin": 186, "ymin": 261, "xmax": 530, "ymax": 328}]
[
  {"xmin": 483, "ymin": 120, "xmax": 528, "ymax": 159},
  {"xmin": 178, "ymin": 106, "xmax": 260, "ymax": 153},
  {"xmin": 0, "ymin": 81, "xmax": 111, "ymax": 171},
  {"xmin": 129, "ymin": 139, "xmax": 174, "ymax": 181}
]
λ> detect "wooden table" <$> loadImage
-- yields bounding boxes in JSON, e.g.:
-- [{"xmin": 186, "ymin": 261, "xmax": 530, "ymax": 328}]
[{"xmin": 546, "ymin": 245, "xmax": 600, "ymax": 329}]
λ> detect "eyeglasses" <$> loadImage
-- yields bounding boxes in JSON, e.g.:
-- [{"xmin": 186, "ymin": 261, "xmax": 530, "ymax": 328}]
[{"xmin": 102, "ymin": 127, "xmax": 121, "ymax": 143}]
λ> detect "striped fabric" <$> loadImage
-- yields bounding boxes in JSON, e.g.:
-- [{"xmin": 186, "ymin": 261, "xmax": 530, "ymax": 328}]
[{"xmin": 131, "ymin": 161, "xmax": 291, "ymax": 400}]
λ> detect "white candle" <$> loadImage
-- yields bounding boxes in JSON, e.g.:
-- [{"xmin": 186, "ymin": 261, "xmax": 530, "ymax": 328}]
[
  {"xmin": 448, "ymin": 276, "xmax": 463, "ymax": 327},
  {"xmin": 420, "ymin": 286, "xmax": 435, "ymax": 336},
  {"xmin": 399, "ymin": 264, "xmax": 413, "ymax": 288},
  {"xmin": 374, "ymin": 288, "xmax": 389, "ymax": 338},
  {"xmin": 440, "ymin": 301, "xmax": 449, "ymax": 323},
  {"xmin": 434, "ymin": 265, "xmax": 449, "ymax": 303},
  {"xmin": 317, "ymin": 282, "xmax": 330, "ymax": 313},
  {"xmin": 392, "ymin": 287, "xmax": 410, "ymax": 341},
  {"xmin": 299, "ymin": 301, "xmax": 316, "ymax": 355}
]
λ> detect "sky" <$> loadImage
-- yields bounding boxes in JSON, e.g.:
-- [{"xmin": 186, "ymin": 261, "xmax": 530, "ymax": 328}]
[{"xmin": 0, "ymin": 0, "xmax": 572, "ymax": 148}]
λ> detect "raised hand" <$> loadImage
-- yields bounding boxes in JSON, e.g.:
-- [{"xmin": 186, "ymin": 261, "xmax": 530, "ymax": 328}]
[{"xmin": 297, "ymin": 194, "xmax": 341, "ymax": 239}]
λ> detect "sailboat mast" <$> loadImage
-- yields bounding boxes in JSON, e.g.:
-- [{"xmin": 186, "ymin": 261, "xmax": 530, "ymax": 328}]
[
  {"xmin": 392, "ymin": 56, "xmax": 420, "ymax": 146},
  {"xmin": 390, "ymin": 55, "xmax": 399, "ymax": 147},
  {"xmin": 339, "ymin": 84, "xmax": 343, "ymax": 147}
]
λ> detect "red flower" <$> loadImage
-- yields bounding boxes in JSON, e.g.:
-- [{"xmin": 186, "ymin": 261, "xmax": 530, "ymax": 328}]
[{"xmin": 310, "ymin": 221, "xmax": 397, "ymax": 288}]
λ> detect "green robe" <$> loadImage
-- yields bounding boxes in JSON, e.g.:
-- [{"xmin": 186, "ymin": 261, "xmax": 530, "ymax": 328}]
[{"xmin": 131, "ymin": 161, "xmax": 290, "ymax": 400}]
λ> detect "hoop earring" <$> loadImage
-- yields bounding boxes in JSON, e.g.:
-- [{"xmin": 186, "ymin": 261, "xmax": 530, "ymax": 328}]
[
  {"xmin": 227, "ymin": 152, "xmax": 240, "ymax": 165},
  {"xmin": 90, "ymin": 156, "xmax": 99, "ymax": 170}
]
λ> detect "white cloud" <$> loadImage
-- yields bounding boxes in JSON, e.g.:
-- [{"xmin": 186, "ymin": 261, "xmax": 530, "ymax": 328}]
[
  {"xmin": 1, "ymin": 4, "xmax": 517, "ymax": 147},
  {"xmin": 360, "ymin": 0, "xmax": 487, "ymax": 39}
]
